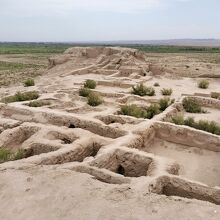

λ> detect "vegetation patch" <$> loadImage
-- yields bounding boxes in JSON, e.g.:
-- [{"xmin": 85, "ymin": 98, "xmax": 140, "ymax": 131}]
[
  {"xmin": 0, "ymin": 43, "xmax": 74, "ymax": 54},
  {"xmin": 211, "ymin": 92, "xmax": 220, "ymax": 100},
  {"xmin": 84, "ymin": 79, "xmax": 97, "ymax": 89},
  {"xmin": 161, "ymin": 88, "xmax": 173, "ymax": 96},
  {"xmin": 146, "ymin": 104, "xmax": 161, "ymax": 119},
  {"xmin": 0, "ymin": 148, "xmax": 26, "ymax": 164},
  {"xmin": 87, "ymin": 93, "xmax": 103, "ymax": 106},
  {"xmin": 198, "ymin": 80, "xmax": 209, "ymax": 89},
  {"xmin": 79, "ymin": 87, "xmax": 91, "ymax": 97},
  {"xmin": 182, "ymin": 97, "xmax": 203, "ymax": 113},
  {"xmin": 1, "ymin": 43, "xmax": 220, "ymax": 54},
  {"xmin": 0, "ymin": 61, "xmax": 44, "ymax": 71},
  {"xmin": 121, "ymin": 104, "xmax": 147, "ymax": 118},
  {"xmin": 159, "ymin": 98, "xmax": 175, "ymax": 111},
  {"xmin": 121, "ymin": 104, "xmax": 160, "ymax": 119},
  {"xmin": 129, "ymin": 45, "xmax": 220, "ymax": 53},
  {"xmin": 24, "ymin": 78, "xmax": 35, "ymax": 87},
  {"xmin": 1, "ymin": 91, "xmax": 39, "ymax": 103},
  {"xmin": 171, "ymin": 114, "xmax": 220, "ymax": 135},
  {"xmin": 120, "ymin": 98, "xmax": 174, "ymax": 119},
  {"xmin": 27, "ymin": 100, "xmax": 50, "ymax": 107},
  {"xmin": 132, "ymin": 83, "xmax": 155, "ymax": 96}
]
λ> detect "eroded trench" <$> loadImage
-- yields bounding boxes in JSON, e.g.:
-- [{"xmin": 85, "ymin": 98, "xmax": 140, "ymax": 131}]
[
  {"xmin": 39, "ymin": 141, "xmax": 103, "ymax": 165},
  {"xmin": 0, "ymin": 124, "xmax": 84, "ymax": 160}
]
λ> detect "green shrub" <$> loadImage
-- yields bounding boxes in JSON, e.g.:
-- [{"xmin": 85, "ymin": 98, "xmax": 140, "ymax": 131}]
[
  {"xmin": 120, "ymin": 104, "xmax": 160, "ymax": 119},
  {"xmin": 0, "ymin": 148, "xmax": 26, "ymax": 163},
  {"xmin": 131, "ymin": 83, "xmax": 146, "ymax": 96},
  {"xmin": 195, "ymin": 120, "xmax": 220, "ymax": 135},
  {"xmin": 24, "ymin": 78, "xmax": 35, "ymax": 87},
  {"xmin": 87, "ymin": 93, "xmax": 103, "ymax": 106},
  {"xmin": 132, "ymin": 83, "xmax": 155, "ymax": 96},
  {"xmin": 184, "ymin": 117, "xmax": 195, "ymax": 127},
  {"xmin": 211, "ymin": 92, "xmax": 220, "ymax": 99},
  {"xmin": 145, "ymin": 104, "xmax": 160, "ymax": 119},
  {"xmin": 158, "ymin": 98, "xmax": 173, "ymax": 111},
  {"xmin": 171, "ymin": 114, "xmax": 185, "ymax": 125},
  {"xmin": 0, "ymin": 148, "xmax": 11, "ymax": 163},
  {"xmin": 171, "ymin": 116, "xmax": 220, "ymax": 136},
  {"xmin": 161, "ymin": 88, "xmax": 173, "ymax": 96},
  {"xmin": 146, "ymin": 87, "xmax": 155, "ymax": 96},
  {"xmin": 182, "ymin": 97, "xmax": 202, "ymax": 113},
  {"xmin": 154, "ymin": 82, "xmax": 160, "ymax": 87},
  {"xmin": 198, "ymin": 80, "xmax": 209, "ymax": 89},
  {"xmin": 28, "ymin": 100, "xmax": 50, "ymax": 107},
  {"xmin": 121, "ymin": 105, "xmax": 146, "ymax": 118},
  {"xmin": 1, "ymin": 91, "xmax": 39, "ymax": 103},
  {"xmin": 79, "ymin": 87, "xmax": 91, "ymax": 97},
  {"xmin": 84, "ymin": 79, "xmax": 96, "ymax": 89},
  {"xmin": 13, "ymin": 149, "xmax": 26, "ymax": 160},
  {"xmin": 120, "ymin": 98, "xmax": 175, "ymax": 119}
]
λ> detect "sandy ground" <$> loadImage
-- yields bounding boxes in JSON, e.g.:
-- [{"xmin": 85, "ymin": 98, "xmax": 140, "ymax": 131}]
[
  {"xmin": 148, "ymin": 139, "xmax": 220, "ymax": 187},
  {"xmin": 0, "ymin": 166, "xmax": 220, "ymax": 220}
]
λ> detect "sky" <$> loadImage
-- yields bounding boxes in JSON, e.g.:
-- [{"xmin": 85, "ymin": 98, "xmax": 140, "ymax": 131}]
[{"xmin": 0, "ymin": 0, "xmax": 220, "ymax": 42}]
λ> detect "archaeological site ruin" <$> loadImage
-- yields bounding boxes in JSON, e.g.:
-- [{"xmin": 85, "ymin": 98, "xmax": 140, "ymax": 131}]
[{"xmin": 0, "ymin": 47, "xmax": 220, "ymax": 219}]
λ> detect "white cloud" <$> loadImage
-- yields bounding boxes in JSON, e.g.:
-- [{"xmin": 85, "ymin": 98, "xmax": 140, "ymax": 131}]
[
  {"xmin": 69, "ymin": 0, "xmax": 161, "ymax": 13},
  {"xmin": 0, "ymin": 0, "xmax": 193, "ymax": 16},
  {"xmin": 1, "ymin": 0, "xmax": 162, "ymax": 15}
]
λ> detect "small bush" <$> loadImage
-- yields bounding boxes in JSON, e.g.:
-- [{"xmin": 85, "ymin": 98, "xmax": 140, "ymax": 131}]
[
  {"xmin": 194, "ymin": 120, "xmax": 220, "ymax": 135},
  {"xmin": 171, "ymin": 116, "xmax": 220, "ymax": 136},
  {"xmin": 1, "ymin": 91, "xmax": 39, "ymax": 103},
  {"xmin": 158, "ymin": 98, "xmax": 172, "ymax": 111},
  {"xmin": 154, "ymin": 82, "xmax": 160, "ymax": 87},
  {"xmin": 184, "ymin": 117, "xmax": 195, "ymax": 127},
  {"xmin": 182, "ymin": 97, "xmax": 202, "ymax": 113},
  {"xmin": 13, "ymin": 149, "xmax": 26, "ymax": 160},
  {"xmin": 198, "ymin": 80, "xmax": 209, "ymax": 89},
  {"xmin": 24, "ymin": 78, "xmax": 35, "ymax": 87},
  {"xmin": 120, "ymin": 104, "xmax": 160, "ymax": 119},
  {"xmin": 161, "ymin": 88, "xmax": 173, "ymax": 96},
  {"xmin": 145, "ymin": 87, "xmax": 155, "ymax": 96},
  {"xmin": 211, "ymin": 92, "xmax": 220, "ymax": 100},
  {"xmin": 171, "ymin": 114, "xmax": 185, "ymax": 125},
  {"xmin": 79, "ymin": 87, "xmax": 91, "ymax": 97},
  {"xmin": 120, "ymin": 97, "xmax": 175, "ymax": 119},
  {"xmin": 121, "ymin": 105, "xmax": 146, "ymax": 118},
  {"xmin": 145, "ymin": 104, "xmax": 160, "ymax": 119},
  {"xmin": 0, "ymin": 148, "xmax": 26, "ymax": 163},
  {"xmin": 132, "ymin": 83, "xmax": 155, "ymax": 96},
  {"xmin": 28, "ymin": 100, "xmax": 50, "ymax": 107},
  {"xmin": 84, "ymin": 79, "xmax": 96, "ymax": 89},
  {"xmin": 131, "ymin": 83, "xmax": 146, "ymax": 96},
  {"xmin": 87, "ymin": 93, "xmax": 103, "ymax": 106},
  {"xmin": 0, "ymin": 148, "xmax": 11, "ymax": 163}
]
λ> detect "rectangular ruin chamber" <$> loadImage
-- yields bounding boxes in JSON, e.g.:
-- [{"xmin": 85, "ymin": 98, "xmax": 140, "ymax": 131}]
[{"xmin": 143, "ymin": 122, "xmax": 220, "ymax": 187}]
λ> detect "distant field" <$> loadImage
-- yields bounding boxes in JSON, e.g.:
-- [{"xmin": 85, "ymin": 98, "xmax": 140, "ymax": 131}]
[
  {"xmin": 129, "ymin": 45, "xmax": 220, "ymax": 53},
  {"xmin": 1, "ymin": 43, "xmax": 220, "ymax": 54},
  {"xmin": 0, "ymin": 43, "xmax": 72, "ymax": 54},
  {"xmin": 0, "ymin": 42, "xmax": 220, "ymax": 87}
]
